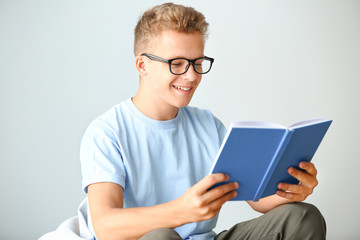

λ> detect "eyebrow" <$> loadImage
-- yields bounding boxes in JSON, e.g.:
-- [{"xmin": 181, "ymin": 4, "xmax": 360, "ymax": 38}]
[{"xmin": 169, "ymin": 55, "xmax": 205, "ymax": 59}]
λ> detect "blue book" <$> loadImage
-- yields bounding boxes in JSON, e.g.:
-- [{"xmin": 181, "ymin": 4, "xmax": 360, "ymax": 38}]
[{"xmin": 209, "ymin": 118, "xmax": 332, "ymax": 201}]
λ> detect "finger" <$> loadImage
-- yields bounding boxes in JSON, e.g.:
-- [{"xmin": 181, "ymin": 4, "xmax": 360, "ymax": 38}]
[
  {"xmin": 278, "ymin": 183, "xmax": 312, "ymax": 196},
  {"xmin": 193, "ymin": 173, "xmax": 230, "ymax": 194},
  {"xmin": 288, "ymin": 167, "xmax": 316, "ymax": 186},
  {"xmin": 276, "ymin": 190, "xmax": 307, "ymax": 202},
  {"xmin": 299, "ymin": 162, "xmax": 317, "ymax": 177},
  {"xmin": 207, "ymin": 189, "xmax": 238, "ymax": 212},
  {"xmin": 202, "ymin": 181, "xmax": 239, "ymax": 204}
]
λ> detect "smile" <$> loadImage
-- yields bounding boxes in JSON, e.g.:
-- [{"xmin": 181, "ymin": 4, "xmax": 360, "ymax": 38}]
[{"xmin": 173, "ymin": 85, "xmax": 191, "ymax": 91}]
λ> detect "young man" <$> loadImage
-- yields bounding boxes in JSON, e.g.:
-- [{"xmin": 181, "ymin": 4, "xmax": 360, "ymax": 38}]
[{"xmin": 80, "ymin": 3, "xmax": 326, "ymax": 240}]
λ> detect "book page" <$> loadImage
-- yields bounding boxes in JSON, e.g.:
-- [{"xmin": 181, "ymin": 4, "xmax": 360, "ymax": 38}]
[
  {"xmin": 289, "ymin": 118, "xmax": 329, "ymax": 129},
  {"xmin": 231, "ymin": 121, "xmax": 286, "ymax": 129}
]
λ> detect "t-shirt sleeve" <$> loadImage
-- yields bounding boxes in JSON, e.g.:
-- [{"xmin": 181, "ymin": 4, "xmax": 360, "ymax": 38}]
[
  {"xmin": 213, "ymin": 115, "xmax": 227, "ymax": 145},
  {"xmin": 80, "ymin": 119, "xmax": 126, "ymax": 193}
]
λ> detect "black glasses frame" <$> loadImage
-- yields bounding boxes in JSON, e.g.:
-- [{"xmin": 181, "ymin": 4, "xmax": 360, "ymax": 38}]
[{"xmin": 141, "ymin": 53, "xmax": 214, "ymax": 75}]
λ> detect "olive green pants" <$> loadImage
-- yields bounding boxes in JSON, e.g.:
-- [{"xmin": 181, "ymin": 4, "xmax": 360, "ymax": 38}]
[{"xmin": 139, "ymin": 202, "xmax": 326, "ymax": 240}]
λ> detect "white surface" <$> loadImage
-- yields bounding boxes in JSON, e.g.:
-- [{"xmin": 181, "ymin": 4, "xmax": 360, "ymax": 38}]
[{"xmin": 1, "ymin": 1, "xmax": 359, "ymax": 239}]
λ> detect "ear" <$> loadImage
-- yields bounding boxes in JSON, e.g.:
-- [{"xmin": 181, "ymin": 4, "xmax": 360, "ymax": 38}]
[{"xmin": 135, "ymin": 55, "xmax": 147, "ymax": 77}]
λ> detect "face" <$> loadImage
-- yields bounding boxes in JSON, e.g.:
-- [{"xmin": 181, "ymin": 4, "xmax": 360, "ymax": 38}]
[{"xmin": 139, "ymin": 30, "xmax": 205, "ymax": 112}]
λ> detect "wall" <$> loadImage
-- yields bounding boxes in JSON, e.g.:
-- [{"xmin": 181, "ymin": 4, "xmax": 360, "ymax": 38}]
[{"xmin": 1, "ymin": 0, "xmax": 359, "ymax": 239}]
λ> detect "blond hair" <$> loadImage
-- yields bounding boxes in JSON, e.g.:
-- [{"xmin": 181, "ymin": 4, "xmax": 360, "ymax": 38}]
[{"xmin": 134, "ymin": 2, "xmax": 209, "ymax": 55}]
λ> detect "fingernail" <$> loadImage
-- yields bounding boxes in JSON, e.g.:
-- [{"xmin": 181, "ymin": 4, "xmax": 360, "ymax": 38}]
[{"xmin": 300, "ymin": 162, "xmax": 307, "ymax": 168}]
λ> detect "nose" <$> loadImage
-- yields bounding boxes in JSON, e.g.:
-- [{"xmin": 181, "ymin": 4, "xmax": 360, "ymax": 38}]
[{"xmin": 182, "ymin": 63, "xmax": 200, "ymax": 81}]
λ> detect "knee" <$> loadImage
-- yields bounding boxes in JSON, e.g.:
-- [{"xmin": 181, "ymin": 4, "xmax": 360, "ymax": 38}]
[
  {"xmin": 139, "ymin": 228, "xmax": 182, "ymax": 240},
  {"xmin": 280, "ymin": 202, "xmax": 326, "ymax": 237},
  {"xmin": 282, "ymin": 202, "xmax": 324, "ymax": 223},
  {"xmin": 264, "ymin": 202, "xmax": 326, "ymax": 239}
]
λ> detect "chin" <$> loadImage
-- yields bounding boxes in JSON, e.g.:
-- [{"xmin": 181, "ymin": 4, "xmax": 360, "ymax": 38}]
[
  {"xmin": 170, "ymin": 98, "xmax": 190, "ymax": 108},
  {"xmin": 177, "ymin": 99, "xmax": 192, "ymax": 108},
  {"xmin": 178, "ymin": 103, "xmax": 190, "ymax": 108},
  {"xmin": 168, "ymin": 92, "xmax": 195, "ymax": 108}
]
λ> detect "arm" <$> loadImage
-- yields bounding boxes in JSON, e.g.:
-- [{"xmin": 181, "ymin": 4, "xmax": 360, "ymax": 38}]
[
  {"xmin": 247, "ymin": 161, "xmax": 319, "ymax": 213},
  {"xmin": 89, "ymin": 173, "xmax": 238, "ymax": 240}
]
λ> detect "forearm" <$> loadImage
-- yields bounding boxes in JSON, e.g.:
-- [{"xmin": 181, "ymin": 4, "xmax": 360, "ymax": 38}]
[
  {"xmin": 90, "ymin": 174, "xmax": 238, "ymax": 240},
  {"xmin": 247, "ymin": 194, "xmax": 294, "ymax": 214},
  {"xmin": 93, "ymin": 200, "xmax": 186, "ymax": 240}
]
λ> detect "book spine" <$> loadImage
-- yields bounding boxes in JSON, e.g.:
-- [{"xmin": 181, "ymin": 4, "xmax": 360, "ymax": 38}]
[
  {"xmin": 208, "ymin": 127, "xmax": 233, "ymax": 175},
  {"xmin": 253, "ymin": 130, "xmax": 295, "ymax": 201}
]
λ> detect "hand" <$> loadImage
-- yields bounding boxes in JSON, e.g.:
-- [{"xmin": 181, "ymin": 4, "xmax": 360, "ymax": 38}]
[
  {"xmin": 276, "ymin": 162, "xmax": 318, "ymax": 202},
  {"xmin": 174, "ymin": 173, "xmax": 238, "ymax": 224}
]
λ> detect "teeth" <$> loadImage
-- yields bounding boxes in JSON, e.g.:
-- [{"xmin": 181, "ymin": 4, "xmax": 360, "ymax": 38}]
[{"xmin": 174, "ymin": 86, "xmax": 191, "ymax": 91}]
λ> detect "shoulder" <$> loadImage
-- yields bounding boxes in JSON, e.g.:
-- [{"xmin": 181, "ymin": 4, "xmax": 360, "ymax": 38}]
[
  {"xmin": 81, "ymin": 100, "xmax": 132, "ymax": 141},
  {"xmin": 180, "ymin": 106, "xmax": 227, "ymax": 148},
  {"xmin": 181, "ymin": 106, "xmax": 226, "ymax": 132},
  {"xmin": 182, "ymin": 105, "xmax": 213, "ymax": 121},
  {"xmin": 87, "ymin": 99, "xmax": 132, "ymax": 130}
]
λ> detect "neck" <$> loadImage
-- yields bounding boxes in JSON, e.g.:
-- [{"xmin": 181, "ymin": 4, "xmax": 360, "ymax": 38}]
[{"xmin": 132, "ymin": 91, "xmax": 179, "ymax": 121}]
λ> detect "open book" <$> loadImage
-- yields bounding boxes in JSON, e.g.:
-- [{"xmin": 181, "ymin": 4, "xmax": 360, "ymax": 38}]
[{"xmin": 209, "ymin": 118, "xmax": 332, "ymax": 201}]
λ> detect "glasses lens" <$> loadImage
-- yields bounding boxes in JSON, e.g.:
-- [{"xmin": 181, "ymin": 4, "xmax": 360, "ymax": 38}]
[
  {"xmin": 170, "ymin": 59, "xmax": 189, "ymax": 74},
  {"xmin": 194, "ymin": 58, "xmax": 212, "ymax": 74},
  {"xmin": 169, "ymin": 57, "xmax": 213, "ymax": 75}
]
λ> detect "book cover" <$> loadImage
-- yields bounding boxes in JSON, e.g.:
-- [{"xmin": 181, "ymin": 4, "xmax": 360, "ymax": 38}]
[{"xmin": 209, "ymin": 118, "xmax": 332, "ymax": 201}]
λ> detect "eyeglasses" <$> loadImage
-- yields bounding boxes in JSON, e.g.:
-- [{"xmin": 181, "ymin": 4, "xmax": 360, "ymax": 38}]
[{"xmin": 141, "ymin": 53, "xmax": 214, "ymax": 75}]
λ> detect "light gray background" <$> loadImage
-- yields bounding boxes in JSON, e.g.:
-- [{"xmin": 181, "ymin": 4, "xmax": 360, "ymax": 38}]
[{"xmin": 1, "ymin": 0, "xmax": 359, "ymax": 239}]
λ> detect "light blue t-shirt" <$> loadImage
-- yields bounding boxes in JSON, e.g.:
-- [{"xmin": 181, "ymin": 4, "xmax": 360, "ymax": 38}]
[{"xmin": 80, "ymin": 98, "xmax": 227, "ymax": 240}]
